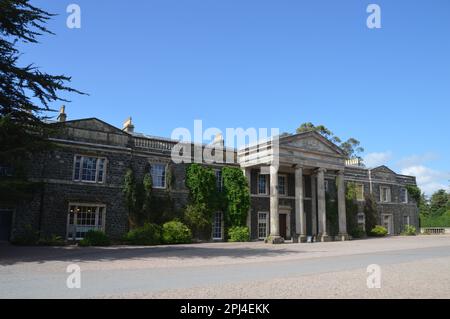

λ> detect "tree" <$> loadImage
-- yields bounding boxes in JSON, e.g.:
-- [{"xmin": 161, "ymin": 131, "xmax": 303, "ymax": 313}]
[
  {"xmin": 1, "ymin": 1, "xmax": 83, "ymax": 200},
  {"xmin": 295, "ymin": 123, "xmax": 364, "ymax": 159},
  {"xmin": 430, "ymin": 189, "xmax": 448, "ymax": 217}
]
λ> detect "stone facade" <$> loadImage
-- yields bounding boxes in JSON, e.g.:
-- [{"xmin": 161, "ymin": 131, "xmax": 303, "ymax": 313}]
[{"xmin": 1, "ymin": 116, "xmax": 419, "ymax": 242}]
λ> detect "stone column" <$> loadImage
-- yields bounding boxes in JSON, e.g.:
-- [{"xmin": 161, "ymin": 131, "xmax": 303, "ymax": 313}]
[
  {"xmin": 337, "ymin": 170, "xmax": 349, "ymax": 241},
  {"xmin": 317, "ymin": 168, "xmax": 329, "ymax": 242},
  {"xmin": 242, "ymin": 168, "xmax": 252, "ymax": 238},
  {"xmin": 295, "ymin": 167, "xmax": 306, "ymax": 243},
  {"xmin": 269, "ymin": 164, "xmax": 282, "ymax": 244},
  {"xmin": 311, "ymin": 174, "xmax": 317, "ymax": 236}
]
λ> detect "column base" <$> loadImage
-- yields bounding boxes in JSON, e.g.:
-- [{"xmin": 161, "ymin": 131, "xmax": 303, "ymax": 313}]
[
  {"xmin": 292, "ymin": 234, "xmax": 307, "ymax": 243},
  {"xmin": 265, "ymin": 235, "xmax": 284, "ymax": 244},
  {"xmin": 318, "ymin": 234, "xmax": 332, "ymax": 242},
  {"xmin": 334, "ymin": 233, "xmax": 350, "ymax": 241}
]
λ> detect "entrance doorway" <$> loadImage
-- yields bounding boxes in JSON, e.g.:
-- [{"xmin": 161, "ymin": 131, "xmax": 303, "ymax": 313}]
[
  {"xmin": 0, "ymin": 209, "xmax": 13, "ymax": 241},
  {"xmin": 382, "ymin": 214, "xmax": 394, "ymax": 235},
  {"xmin": 279, "ymin": 214, "xmax": 287, "ymax": 239}
]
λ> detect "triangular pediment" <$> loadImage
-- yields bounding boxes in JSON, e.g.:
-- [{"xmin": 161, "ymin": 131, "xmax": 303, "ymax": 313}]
[
  {"xmin": 52, "ymin": 118, "xmax": 131, "ymax": 147},
  {"xmin": 59, "ymin": 118, "xmax": 128, "ymax": 135},
  {"xmin": 371, "ymin": 165, "xmax": 398, "ymax": 175},
  {"xmin": 280, "ymin": 131, "xmax": 345, "ymax": 156},
  {"xmin": 371, "ymin": 165, "xmax": 398, "ymax": 181}
]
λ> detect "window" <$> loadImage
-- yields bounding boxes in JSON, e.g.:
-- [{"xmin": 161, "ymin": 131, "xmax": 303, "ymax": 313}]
[
  {"xmin": 213, "ymin": 211, "xmax": 223, "ymax": 240},
  {"xmin": 215, "ymin": 169, "xmax": 223, "ymax": 192},
  {"xmin": 403, "ymin": 215, "xmax": 410, "ymax": 226},
  {"xmin": 380, "ymin": 186, "xmax": 391, "ymax": 203},
  {"xmin": 258, "ymin": 174, "xmax": 268, "ymax": 195},
  {"xmin": 357, "ymin": 213, "xmax": 366, "ymax": 231},
  {"xmin": 151, "ymin": 164, "xmax": 166, "ymax": 188},
  {"xmin": 278, "ymin": 175, "xmax": 287, "ymax": 196},
  {"xmin": 73, "ymin": 156, "xmax": 106, "ymax": 183},
  {"xmin": 258, "ymin": 212, "xmax": 268, "ymax": 239},
  {"xmin": 324, "ymin": 180, "xmax": 329, "ymax": 192},
  {"xmin": 0, "ymin": 164, "xmax": 13, "ymax": 177},
  {"xmin": 356, "ymin": 184, "xmax": 365, "ymax": 201},
  {"xmin": 67, "ymin": 204, "xmax": 105, "ymax": 240},
  {"xmin": 400, "ymin": 188, "xmax": 408, "ymax": 203}
]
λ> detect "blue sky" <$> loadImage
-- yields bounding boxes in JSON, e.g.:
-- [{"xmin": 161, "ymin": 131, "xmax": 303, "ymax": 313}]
[{"xmin": 21, "ymin": 0, "xmax": 450, "ymax": 195}]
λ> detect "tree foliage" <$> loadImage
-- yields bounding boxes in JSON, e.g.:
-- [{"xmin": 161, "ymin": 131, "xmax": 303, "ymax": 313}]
[
  {"xmin": 430, "ymin": 189, "xmax": 448, "ymax": 217},
  {"xmin": 1, "ymin": 0, "xmax": 83, "ymax": 200},
  {"xmin": 419, "ymin": 189, "xmax": 450, "ymax": 227},
  {"xmin": 296, "ymin": 122, "xmax": 364, "ymax": 159}
]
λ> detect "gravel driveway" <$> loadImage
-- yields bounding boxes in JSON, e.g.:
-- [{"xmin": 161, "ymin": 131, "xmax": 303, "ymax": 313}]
[{"xmin": 1, "ymin": 235, "xmax": 450, "ymax": 298}]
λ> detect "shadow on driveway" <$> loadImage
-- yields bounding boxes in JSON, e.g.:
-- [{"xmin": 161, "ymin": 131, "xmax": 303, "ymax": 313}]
[{"xmin": 0, "ymin": 243, "xmax": 306, "ymax": 266}]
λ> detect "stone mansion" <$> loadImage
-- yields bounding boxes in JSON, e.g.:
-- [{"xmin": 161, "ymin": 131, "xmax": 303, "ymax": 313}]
[{"xmin": 0, "ymin": 110, "xmax": 419, "ymax": 243}]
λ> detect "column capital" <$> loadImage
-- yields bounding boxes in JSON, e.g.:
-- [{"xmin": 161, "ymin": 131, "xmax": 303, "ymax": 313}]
[
  {"xmin": 317, "ymin": 167, "xmax": 327, "ymax": 174},
  {"xmin": 338, "ymin": 169, "xmax": 345, "ymax": 176},
  {"xmin": 269, "ymin": 164, "xmax": 279, "ymax": 174}
]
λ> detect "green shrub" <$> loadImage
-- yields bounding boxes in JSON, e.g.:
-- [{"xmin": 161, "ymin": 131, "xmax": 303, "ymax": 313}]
[
  {"xmin": 350, "ymin": 227, "xmax": 366, "ymax": 239},
  {"xmin": 38, "ymin": 234, "xmax": 66, "ymax": 246},
  {"xmin": 228, "ymin": 226, "xmax": 250, "ymax": 242},
  {"xmin": 184, "ymin": 203, "xmax": 212, "ymax": 240},
  {"xmin": 162, "ymin": 220, "xmax": 192, "ymax": 244},
  {"xmin": 401, "ymin": 225, "xmax": 417, "ymax": 236},
  {"xmin": 11, "ymin": 224, "xmax": 39, "ymax": 246},
  {"xmin": 370, "ymin": 225, "xmax": 388, "ymax": 237},
  {"xmin": 123, "ymin": 223, "xmax": 161, "ymax": 245},
  {"xmin": 421, "ymin": 211, "xmax": 450, "ymax": 227},
  {"xmin": 79, "ymin": 230, "xmax": 111, "ymax": 247}
]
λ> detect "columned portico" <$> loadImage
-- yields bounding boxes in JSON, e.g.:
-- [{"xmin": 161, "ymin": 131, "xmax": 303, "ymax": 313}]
[
  {"xmin": 295, "ymin": 166, "xmax": 306, "ymax": 242},
  {"xmin": 237, "ymin": 130, "xmax": 349, "ymax": 244},
  {"xmin": 317, "ymin": 168, "xmax": 330, "ymax": 242}
]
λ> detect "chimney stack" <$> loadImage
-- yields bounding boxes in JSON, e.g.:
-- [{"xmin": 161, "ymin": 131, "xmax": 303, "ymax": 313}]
[
  {"xmin": 123, "ymin": 117, "xmax": 134, "ymax": 133},
  {"xmin": 57, "ymin": 105, "xmax": 67, "ymax": 122},
  {"xmin": 212, "ymin": 133, "xmax": 224, "ymax": 147}
]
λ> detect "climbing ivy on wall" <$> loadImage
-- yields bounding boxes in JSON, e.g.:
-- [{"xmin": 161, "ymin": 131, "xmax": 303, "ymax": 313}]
[
  {"xmin": 222, "ymin": 167, "xmax": 250, "ymax": 228},
  {"xmin": 345, "ymin": 182, "xmax": 360, "ymax": 237},
  {"xmin": 185, "ymin": 164, "xmax": 218, "ymax": 208},
  {"xmin": 364, "ymin": 194, "xmax": 378, "ymax": 235},
  {"xmin": 123, "ymin": 168, "xmax": 138, "ymax": 227},
  {"xmin": 406, "ymin": 185, "xmax": 421, "ymax": 206},
  {"xmin": 185, "ymin": 164, "xmax": 218, "ymax": 239},
  {"xmin": 122, "ymin": 167, "xmax": 153, "ymax": 228}
]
